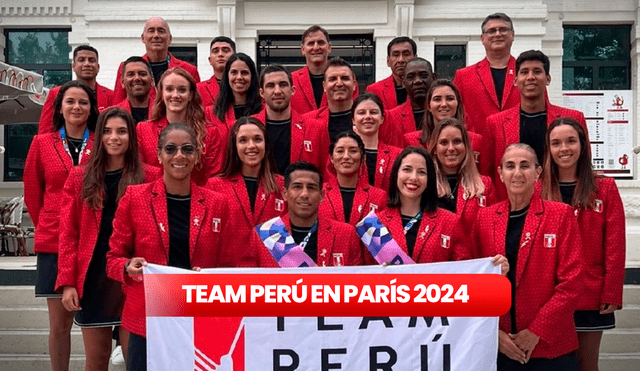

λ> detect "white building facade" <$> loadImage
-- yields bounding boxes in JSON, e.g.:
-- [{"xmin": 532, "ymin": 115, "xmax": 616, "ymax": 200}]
[{"xmin": 1, "ymin": 0, "xmax": 639, "ymax": 265}]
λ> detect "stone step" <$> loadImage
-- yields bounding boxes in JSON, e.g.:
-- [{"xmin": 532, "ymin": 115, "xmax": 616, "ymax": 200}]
[
  {"xmin": 0, "ymin": 286, "xmax": 44, "ymax": 308},
  {"xmin": 0, "ymin": 354, "xmax": 126, "ymax": 371},
  {"xmin": 616, "ymin": 304, "xmax": 640, "ymax": 329},
  {"xmin": 598, "ymin": 353, "xmax": 640, "ymax": 371},
  {"xmin": 600, "ymin": 329, "xmax": 640, "ymax": 354},
  {"xmin": 0, "ymin": 307, "xmax": 50, "ymax": 329},
  {"xmin": 0, "ymin": 329, "xmax": 85, "ymax": 355},
  {"xmin": 623, "ymin": 285, "xmax": 640, "ymax": 305}
]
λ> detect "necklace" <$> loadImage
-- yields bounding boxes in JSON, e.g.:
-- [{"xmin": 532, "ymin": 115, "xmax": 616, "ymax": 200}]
[{"xmin": 67, "ymin": 139, "xmax": 81, "ymax": 154}]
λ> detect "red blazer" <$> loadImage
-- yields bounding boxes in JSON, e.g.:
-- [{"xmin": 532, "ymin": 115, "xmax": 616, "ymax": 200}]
[
  {"xmin": 38, "ymin": 83, "xmax": 113, "ymax": 134},
  {"xmin": 453, "ymin": 176, "xmax": 496, "ymax": 257},
  {"xmin": 452, "ymin": 56, "xmax": 520, "ymax": 134},
  {"xmin": 55, "ymin": 164, "xmax": 162, "ymax": 296},
  {"xmin": 319, "ymin": 167, "xmax": 387, "ymax": 226},
  {"xmin": 366, "ymin": 75, "xmax": 400, "ymax": 110},
  {"xmin": 24, "ymin": 132, "xmax": 95, "ymax": 254},
  {"xmin": 382, "ymin": 101, "xmax": 415, "ymax": 147},
  {"xmin": 255, "ymin": 214, "xmax": 363, "ymax": 268},
  {"xmin": 206, "ymin": 174, "xmax": 286, "ymax": 267},
  {"xmin": 404, "ymin": 129, "xmax": 491, "ymax": 176},
  {"xmin": 369, "ymin": 142, "xmax": 402, "ymax": 193},
  {"xmin": 290, "ymin": 66, "xmax": 359, "ymax": 114},
  {"xmin": 372, "ymin": 207, "xmax": 469, "ymax": 266},
  {"xmin": 196, "ymin": 77, "xmax": 220, "ymax": 109},
  {"xmin": 474, "ymin": 195, "xmax": 583, "ymax": 359},
  {"xmin": 260, "ymin": 108, "xmax": 330, "ymax": 171},
  {"xmin": 136, "ymin": 117, "xmax": 224, "ymax": 184},
  {"xmin": 574, "ymin": 177, "xmax": 626, "ymax": 309},
  {"xmin": 106, "ymin": 179, "xmax": 228, "ymax": 337},
  {"xmin": 112, "ymin": 98, "xmax": 153, "ymax": 122},
  {"xmin": 485, "ymin": 102, "xmax": 588, "ymax": 200},
  {"xmin": 112, "ymin": 54, "xmax": 200, "ymax": 104}
]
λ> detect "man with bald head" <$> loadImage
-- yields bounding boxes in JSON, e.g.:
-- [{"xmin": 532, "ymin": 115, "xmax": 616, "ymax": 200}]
[{"xmin": 112, "ymin": 17, "xmax": 200, "ymax": 102}]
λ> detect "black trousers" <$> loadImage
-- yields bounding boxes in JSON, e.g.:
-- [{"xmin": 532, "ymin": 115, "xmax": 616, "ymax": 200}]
[
  {"xmin": 497, "ymin": 351, "xmax": 578, "ymax": 371},
  {"xmin": 127, "ymin": 333, "xmax": 147, "ymax": 371}
]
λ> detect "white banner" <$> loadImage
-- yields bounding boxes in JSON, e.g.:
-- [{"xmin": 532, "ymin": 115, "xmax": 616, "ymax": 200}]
[{"xmin": 146, "ymin": 259, "xmax": 499, "ymax": 371}]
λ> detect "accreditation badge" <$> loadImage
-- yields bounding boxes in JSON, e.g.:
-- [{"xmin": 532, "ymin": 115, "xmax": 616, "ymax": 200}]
[{"xmin": 544, "ymin": 234, "xmax": 556, "ymax": 248}]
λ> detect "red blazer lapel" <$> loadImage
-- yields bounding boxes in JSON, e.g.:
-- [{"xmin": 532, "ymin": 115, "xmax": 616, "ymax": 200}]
[
  {"xmin": 455, "ymin": 184, "xmax": 467, "ymax": 217},
  {"xmin": 412, "ymin": 211, "xmax": 437, "ymax": 262},
  {"xmin": 229, "ymin": 174, "xmax": 254, "ymax": 226},
  {"xmin": 79, "ymin": 133, "xmax": 94, "ymax": 165},
  {"xmin": 515, "ymin": 196, "xmax": 544, "ymax": 288},
  {"xmin": 324, "ymin": 182, "xmax": 345, "ymax": 222},
  {"xmin": 150, "ymin": 180, "xmax": 170, "ymax": 259},
  {"xmin": 382, "ymin": 77, "xmax": 396, "ymax": 108},
  {"xmin": 494, "ymin": 201, "xmax": 509, "ymax": 259},
  {"xmin": 253, "ymin": 181, "xmax": 271, "ymax": 225},
  {"xmin": 53, "ymin": 134, "xmax": 72, "ymax": 172},
  {"xmin": 291, "ymin": 111, "xmax": 306, "ymax": 162},
  {"xmin": 401, "ymin": 102, "xmax": 415, "ymax": 134},
  {"xmin": 189, "ymin": 184, "xmax": 206, "ymax": 262},
  {"xmin": 316, "ymin": 218, "xmax": 335, "ymax": 267},
  {"xmin": 477, "ymin": 59, "xmax": 500, "ymax": 110},
  {"xmin": 546, "ymin": 103, "xmax": 562, "ymax": 124},
  {"xmin": 501, "ymin": 57, "xmax": 517, "ymax": 109},
  {"xmin": 299, "ymin": 67, "xmax": 317, "ymax": 110},
  {"xmin": 504, "ymin": 111, "xmax": 520, "ymax": 147}
]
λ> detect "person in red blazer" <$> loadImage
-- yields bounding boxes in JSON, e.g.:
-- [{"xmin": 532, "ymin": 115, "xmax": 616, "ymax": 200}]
[
  {"xmin": 207, "ymin": 117, "xmax": 286, "ymax": 267},
  {"xmin": 427, "ymin": 118, "xmax": 495, "ymax": 257},
  {"xmin": 366, "ymin": 37, "xmax": 417, "ymax": 110},
  {"xmin": 255, "ymin": 162, "xmax": 364, "ymax": 268},
  {"xmin": 319, "ymin": 131, "xmax": 387, "ymax": 226},
  {"xmin": 453, "ymin": 13, "xmax": 520, "ymax": 135},
  {"xmin": 541, "ymin": 118, "xmax": 625, "ymax": 371},
  {"xmin": 351, "ymin": 93, "xmax": 402, "ymax": 193},
  {"xmin": 404, "ymin": 79, "xmax": 491, "ymax": 176},
  {"xmin": 55, "ymin": 108, "xmax": 161, "ymax": 370},
  {"xmin": 485, "ymin": 50, "xmax": 588, "ymax": 201},
  {"xmin": 474, "ymin": 143, "xmax": 583, "ymax": 370},
  {"xmin": 252, "ymin": 65, "xmax": 329, "ymax": 175},
  {"xmin": 137, "ymin": 67, "xmax": 224, "ymax": 184},
  {"xmin": 197, "ymin": 37, "xmax": 236, "ymax": 108},
  {"xmin": 112, "ymin": 17, "xmax": 200, "ymax": 103},
  {"xmin": 39, "ymin": 45, "xmax": 113, "ymax": 134},
  {"xmin": 24, "ymin": 80, "xmax": 99, "ymax": 371},
  {"xmin": 382, "ymin": 58, "xmax": 436, "ymax": 147},
  {"xmin": 209, "ymin": 53, "xmax": 263, "ymax": 133},
  {"xmin": 362, "ymin": 147, "xmax": 471, "ymax": 266},
  {"xmin": 106, "ymin": 123, "xmax": 229, "ymax": 371},
  {"xmin": 112, "ymin": 57, "xmax": 154, "ymax": 125}
]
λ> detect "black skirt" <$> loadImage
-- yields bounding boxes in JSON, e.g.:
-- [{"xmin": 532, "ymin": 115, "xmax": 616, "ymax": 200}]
[
  {"xmin": 574, "ymin": 310, "xmax": 615, "ymax": 332},
  {"xmin": 35, "ymin": 253, "xmax": 61, "ymax": 298}
]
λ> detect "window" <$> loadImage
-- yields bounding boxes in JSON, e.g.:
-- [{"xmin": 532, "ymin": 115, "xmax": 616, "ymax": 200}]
[
  {"xmin": 435, "ymin": 45, "xmax": 466, "ymax": 80},
  {"xmin": 4, "ymin": 29, "xmax": 71, "ymax": 181},
  {"xmin": 169, "ymin": 46, "xmax": 197, "ymax": 67},
  {"xmin": 257, "ymin": 34, "xmax": 375, "ymax": 93},
  {"xmin": 562, "ymin": 25, "xmax": 631, "ymax": 90}
]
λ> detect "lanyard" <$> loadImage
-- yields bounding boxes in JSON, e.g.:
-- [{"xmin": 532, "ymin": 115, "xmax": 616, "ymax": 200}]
[
  {"xmin": 59, "ymin": 126, "xmax": 90, "ymax": 164},
  {"xmin": 403, "ymin": 211, "xmax": 422, "ymax": 235},
  {"xmin": 299, "ymin": 220, "xmax": 318, "ymax": 250}
]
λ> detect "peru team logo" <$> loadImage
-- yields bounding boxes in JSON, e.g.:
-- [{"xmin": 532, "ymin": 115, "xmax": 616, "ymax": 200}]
[
  {"xmin": 332, "ymin": 253, "xmax": 344, "ymax": 267},
  {"xmin": 594, "ymin": 199, "xmax": 603, "ymax": 213},
  {"xmin": 275, "ymin": 199, "xmax": 284, "ymax": 212},
  {"xmin": 544, "ymin": 234, "xmax": 556, "ymax": 248},
  {"xmin": 212, "ymin": 218, "xmax": 221, "ymax": 233},
  {"xmin": 304, "ymin": 140, "xmax": 312, "ymax": 152},
  {"xmin": 441, "ymin": 234, "xmax": 450, "ymax": 249},
  {"xmin": 478, "ymin": 195, "xmax": 486, "ymax": 207}
]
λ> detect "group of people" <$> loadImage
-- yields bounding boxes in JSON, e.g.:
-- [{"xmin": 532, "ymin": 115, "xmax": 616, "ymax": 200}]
[{"xmin": 23, "ymin": 11, "xmax": 625, "ymax": 371}]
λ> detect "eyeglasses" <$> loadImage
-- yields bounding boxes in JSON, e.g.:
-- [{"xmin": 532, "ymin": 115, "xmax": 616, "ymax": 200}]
[
  {"xmin": 162, "ymin": 143, "xmax": 196, "ymax": 155},
  {"xmin": 483, "ymin": 27, "xmax": 512, "ymax": 35}
]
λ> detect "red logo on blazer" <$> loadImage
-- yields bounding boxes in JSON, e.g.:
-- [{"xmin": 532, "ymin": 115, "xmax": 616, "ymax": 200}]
[
  {"xmin": 275, "ymin": 199, "xmax": 284, "ymax": 211},
  {"xmin": 212, "ymin": 218, "xmax": 221, "ymax": 233},
  {"xmin": 332, "ymin": 253, "xmax": 344, "ymax": 267},
  {"xmin": 304, "ymin": 141, "xmax": 312, "ymax": 152},
  {"xmin": 544, "ymin": 234, "xmax": 556, "ymax": 248},
  {"xmin": 594, "ymin": 199, "xmax": 603, "ymax": 213},
  {"xmin": 478, "ymin": 195, "xmax": 486, "ymax": 207},
  {"xmin": 441, "ymin": 234, "xmax": 450, "ymax": 249}
]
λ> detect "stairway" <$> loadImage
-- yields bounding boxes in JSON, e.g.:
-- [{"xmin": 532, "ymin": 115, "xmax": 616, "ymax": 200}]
[{"xmin": 599, "ymin": 285, "xmax": 640, "ymax": 370}]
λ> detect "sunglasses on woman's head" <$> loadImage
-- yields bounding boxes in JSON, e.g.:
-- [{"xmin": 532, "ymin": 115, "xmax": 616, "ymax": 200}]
[{"xmin": 162, "ymin": 143, "xmax": 196, "ymax": 155}]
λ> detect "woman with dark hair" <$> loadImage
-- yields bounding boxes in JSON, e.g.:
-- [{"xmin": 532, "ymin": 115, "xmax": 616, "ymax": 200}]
[
  {"xmin": 319, "ymin": 131, "xmax": 387, "ymax": 227},
  {"xmin": 210, "ymin": 53, "xmax": 262, "ymax": 130},
  {"xmin": 475, "ymin": 143, "xmax": 583, "ymax": 370},
  {"xmin": 351, "ymin": 93, "xmax": 402, "ymax": 192},
  {"xmin": 106, "ymin": 123, "xmax": 228, "ymax": 371},
  {"xmin": 24, "ymin": 79, "xmax": 98, "ymax": 371},
  {"xmin": 428, "ymin": 118, "xmax": 495, "ymax": 255},
  {"xmin": 207, "ymin": 117, "xmax": 285, "ymax": 267},
  {"xmin": 542, "ymin": 118, "xmax": 625, "ymax": 371},
  {"xmin": 364, "ymin": 146, "xmax": 469, "ymax": 264},
  {"xmin": 55, "ymin": 108, "xmax": 160, "ymax": 370},
  {"xmin": 404, "ymin": 79, "xmax": 489, "ymax": 175},
  {"xmin": 137, "ymin": 67, "xmax": 224, "ymax": 184}
]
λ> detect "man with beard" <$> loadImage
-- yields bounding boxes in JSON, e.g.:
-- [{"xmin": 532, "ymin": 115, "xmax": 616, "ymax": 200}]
[
  {"xmin": 112, "ymin": 57, "xmax": 154, "ymax": 124},
  {"xmin": 366, "ymin": 37, "xmax": 417, "ymax": 110}
]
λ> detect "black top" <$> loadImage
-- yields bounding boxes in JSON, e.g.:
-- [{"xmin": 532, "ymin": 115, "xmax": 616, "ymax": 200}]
[
  {"xmin": 66, "ymin": 136, "xmax": 84, "ymax": 166},
  {"xmin": 328, "ymin": 110, "xmax": 352, "ymax": 142},
  {"xmin": 519, "ymin": 110, "xmax": 547, "ymax": 165},
  {"xmin": 243, "ymin": 176, "xmax": 259, "ymax": 212},
  {"xmin": 310, "ymin": 73, "xmax": 325, "ymax": 108},
  {"xmin": 491, "ymin": 67, "xmax": 507, "ymax": 108},
  {"xmin": 291, "ymin": 222, "xmax": 318, "ymax": 263},
  {"xmin": 413, "ymin": 109, "xmax": 425, "ymax": 131},
  {"xmin": 167, "ymin": 193, "xmax": 191, "ymax": 270},
  {"xmin": 559, "ymin": 181, "xmax": 577, "ymax": 205},
  {"xmin": 234, "ymin": 104, "xmax": 248, "ymax": 120},
  {"xmin": 438, "ymin": 175, "xmax": 459, "ymax": 213},
  {"xmin": 91, "ymin": 169, "xmax": 123, "ymax": 272},
  {"xmin": 266, "ymin": 118, "xmax": 292, "ymax": 175},
  {"xmin": 395, "ymin": 85, "xmax": 408, "ymax": 106},
  {"xmin": 401, "ymin": 213, "xmax": 422, "ymax": 257},
  {"xmin": 339, "ymin": 187, "xmax": 356, "ymax": 223},
  {"xmin": 365, "ymin": 149, "xmax": 378, "ymax": 187},
  {"xmin": 130, "ymin": 107, "xmax": 148, "ymax": 125},
  {"xmin": 150, "ymin": 60, "xmax": 170, "ymax": 85},
  {"xmin": 505, "ymin": 204, "xmax": 529, "ymax": 334}
]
